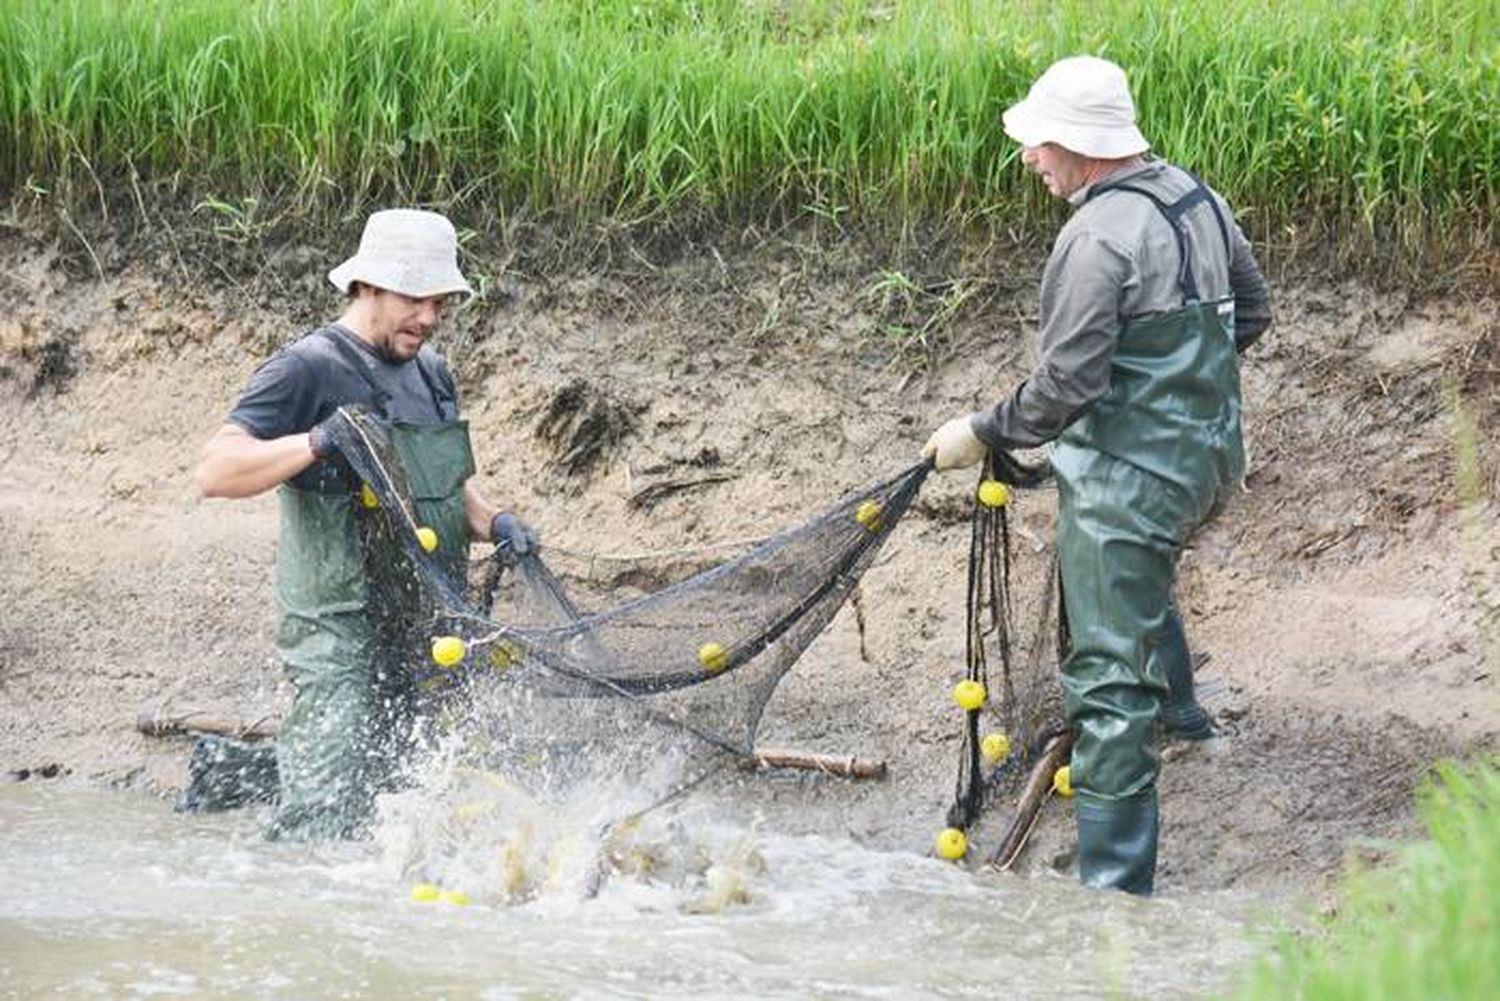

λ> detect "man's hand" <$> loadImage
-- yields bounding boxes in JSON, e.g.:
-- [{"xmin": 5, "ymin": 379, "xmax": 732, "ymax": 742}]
[
  {"xmin": 921, "ymin": 414, "xmax": 989, "ymax": 471},
  {"xmin": 307, "ymin": 414, "xmax": 344, "ymax": 460},
  {"xmin": 490, "ymin": 512, "xmax": 539, "ymax": 556}
]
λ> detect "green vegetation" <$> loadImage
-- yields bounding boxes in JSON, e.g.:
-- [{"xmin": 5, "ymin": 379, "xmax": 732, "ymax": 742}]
[
  {"xmin": 1, "ymin": 0, "xmax": 1496, "ymax": 256},
  {"xmin": 1233, "ymin": 762, "xmax": 1500, "ymax": 1000}
]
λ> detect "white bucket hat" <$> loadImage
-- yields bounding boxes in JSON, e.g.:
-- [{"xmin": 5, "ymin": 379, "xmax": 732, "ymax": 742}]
[
  {"xmin": 328, "ymin": 208, "xmax": 474, "ymax": 300},
  {"xmin": 1002, "ymin": 56, "xmax": 1150, "ymax": 159}
]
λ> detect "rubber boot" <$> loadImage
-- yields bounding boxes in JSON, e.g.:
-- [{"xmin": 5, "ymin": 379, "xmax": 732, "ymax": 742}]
[
  {"xmin": 1076, "ymin": 788, "xmax": 1159, "ymax": 896},
  {"xmin": 175, "ymin": 735, "xmax": 280, "ymax": 813},
  {"xmin": 1157, "ymin": 612, "xmax": 1214, "ymax": 741}
]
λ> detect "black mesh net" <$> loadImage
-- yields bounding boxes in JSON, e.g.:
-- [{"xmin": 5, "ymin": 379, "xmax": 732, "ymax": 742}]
[
  {"xmin": 945, "ymin": 454, "xmax": 1063, "ymax": 837},
  {"xmin": 324, "ymin": 405, "xmax": 933, "ymax": 800}
]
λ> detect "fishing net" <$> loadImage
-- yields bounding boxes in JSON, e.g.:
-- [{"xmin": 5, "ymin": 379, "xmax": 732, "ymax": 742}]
[
  {"xmin": 943, "ymin": 454, "xmax": 1065, "ymax": 853},
  {"xmin": 323, "ymin": 405, "xmax": 933, "ymax": 801}
]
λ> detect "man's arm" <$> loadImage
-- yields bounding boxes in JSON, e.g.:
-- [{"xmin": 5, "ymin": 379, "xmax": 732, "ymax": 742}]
[
  {"xmin": 194, "ymin": 423, "xmax": 319, "ymax": 499},
  {"xmin": 1228, "ymin": 226, "xmax": 1272, "ymax": 352},
  {"xmin": 971, "ymin": 229, "xmax": 1130, "ymax": 450},
  {"xmin": 462, "ymin": 478, "xmax": 500, "ymax": 541}
]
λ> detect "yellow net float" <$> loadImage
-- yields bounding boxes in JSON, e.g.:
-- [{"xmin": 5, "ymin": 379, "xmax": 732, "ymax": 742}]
[
  {"xmin": 439, "ymin": 889, "xmax": 471, "ymax": 907},
  {"xmin": 358, "ymin": 482, "xmax": 380, "ymax": 509},
  {"xmin": 934, "ymin": 827, "xmax": 968, "ymax": 860},
  {"xmin": 854, "ymin": 500, "xmax": 885, "ymax": 533},
  {"xmin": 415, "ymin": 526, "xmax": 439, "ymax": 552},
  {"xmin": 1053, "ymin": 765, "xmax": 1074, "ymax": 798},
  {"xmin": 431, "ymin": 635, "xmax": 466, "ymax": 667},
  {"xmin": 981, "ymin": 732, "xmax": 1012, "ymax": 766},
  {"xmin": 977, "ymin": 480, "xmax": 1011, "ymax": 508},
  {"xmin": 409, "ymin": 882, "xmax": 441, "ymax": 903},
  {"xmin": 951, "ymin": 679, "xmax": 986, "ymax": 711},
  {"xmin": 697, "ymin": 641, "xmax": 730, "ymax": 674}
]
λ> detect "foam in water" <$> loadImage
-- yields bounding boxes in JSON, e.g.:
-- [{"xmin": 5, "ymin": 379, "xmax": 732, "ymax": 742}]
[{"xmin": 372, "ymin": 730, "xmax": 766, "ymax": 914}]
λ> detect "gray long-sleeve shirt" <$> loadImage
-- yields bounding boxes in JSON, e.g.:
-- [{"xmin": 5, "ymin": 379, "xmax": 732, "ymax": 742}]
[{"xmin": 972, "ymin": 159, "xmax": 1272, "ymax": 450}]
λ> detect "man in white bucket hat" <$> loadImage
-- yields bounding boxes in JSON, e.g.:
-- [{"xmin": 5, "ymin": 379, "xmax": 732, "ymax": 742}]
[
  {"xmin": 191, "ymin": 208, "xmax": 538, "ymax": 840},
  {"xmin": 923, "ymin": 56, "xmax": 1271, "ymax": 894}
]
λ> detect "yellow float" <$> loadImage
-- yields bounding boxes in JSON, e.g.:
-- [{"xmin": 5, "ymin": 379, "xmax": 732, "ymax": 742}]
[
  {"xmin": 951, "ymin": 679, "xmax": 986, "ymax": 711},
  {"xmin": 934, "ymin": 827, "xmax": 968, "ymax": 860},
  {"xmin": 977, "ymin": 480, "xmax": 1011, "ymax": 508},
  {"xmin": 981, "ymin": 732, "xmax": 1012, "ymax": 765},
  {"xmin": 431, "ymin": 635, "xmax": 466, "ymax": 667},
  {"xmin": 697, "ymin": 641, "xmax": 729, "ymax": 674}
]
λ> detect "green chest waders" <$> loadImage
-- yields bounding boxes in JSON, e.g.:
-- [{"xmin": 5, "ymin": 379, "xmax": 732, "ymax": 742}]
[
  {"xmin": 270, "ymin": 367, "xmax": 476, "ymax": 841},
  {"xmin": 1051, "ymin": 176, "xmax": 1244, "ymax": 893}
]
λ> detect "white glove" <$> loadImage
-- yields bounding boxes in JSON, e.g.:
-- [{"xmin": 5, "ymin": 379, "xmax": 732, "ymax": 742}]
[{"xmin": 921, "ymin": 413, "xmax": 989, "ymax": 471}]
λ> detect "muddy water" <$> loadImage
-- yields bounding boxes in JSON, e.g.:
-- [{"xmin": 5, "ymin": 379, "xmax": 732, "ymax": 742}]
[{"xmin": 0, "ymin": 783, "xmax": 1271, "ymax": 1000}]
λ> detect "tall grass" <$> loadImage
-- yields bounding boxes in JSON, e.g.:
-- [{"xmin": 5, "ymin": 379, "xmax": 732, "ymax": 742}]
[
  {"xmin": 1232, "ymin": 762, "xmax": 1500, "ymax": 1000},
  {"xmin": 1, "ymin": 0, "xmax": 1495, "ymax": 255}
]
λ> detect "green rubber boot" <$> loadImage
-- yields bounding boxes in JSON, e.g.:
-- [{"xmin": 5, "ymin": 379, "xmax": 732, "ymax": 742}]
[
  {"xmin": 1076, "ymin": 788, "xmax": 1159, "ymax": 896},
  {"xmin": 1156, "ymin": 611, "xmax": 1215, "ymax": 741}
]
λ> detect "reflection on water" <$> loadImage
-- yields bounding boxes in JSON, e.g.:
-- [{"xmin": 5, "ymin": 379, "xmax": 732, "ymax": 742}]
[{"xmin": 0, "ymin": 782, "xmax": 1272, "ymax": 1000}]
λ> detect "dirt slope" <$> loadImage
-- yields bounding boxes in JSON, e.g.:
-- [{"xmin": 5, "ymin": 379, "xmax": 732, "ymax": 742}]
[{"xmin": 1, "ymin": 216, "xmax": 1495, "ymax": 899}]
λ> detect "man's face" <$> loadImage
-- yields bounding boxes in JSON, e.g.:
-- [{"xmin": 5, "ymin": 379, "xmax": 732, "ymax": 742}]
[
  {"xmin": 366, "ymin": 288, "xmax": 446, "ymax": 361},
  {"xmin": 1020, "ymin": 142, "xmax": 1091, "ymax": 199}
]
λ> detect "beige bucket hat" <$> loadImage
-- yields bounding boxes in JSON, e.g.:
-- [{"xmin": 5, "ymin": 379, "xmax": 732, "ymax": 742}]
[
  {"xmin": 328, "ymin": 208, "xmax": 474, "ymax": 300},
  {"xmin": 1002, "ymin": 56, "xmax": 1150, "ymax": 159}
]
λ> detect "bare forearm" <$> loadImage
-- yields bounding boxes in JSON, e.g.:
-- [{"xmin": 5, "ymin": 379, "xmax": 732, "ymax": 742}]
[
  {"xmin": 194, "ymin": 424, "xmax": 317, "ymax": 499},
  {"xmin": 463, "ymin": 479, "xmax": 498, "ymax": 541}
]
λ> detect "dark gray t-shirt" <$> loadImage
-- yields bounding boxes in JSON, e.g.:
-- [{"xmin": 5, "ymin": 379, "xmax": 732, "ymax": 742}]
[{"xmin": 227, "ymin": 323, "xmax": 460, "ymax": 492}]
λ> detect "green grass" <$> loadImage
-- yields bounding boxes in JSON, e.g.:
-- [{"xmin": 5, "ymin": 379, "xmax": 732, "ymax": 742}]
[
  {"xmin": 1232, "ymin": 762, "xmax": 1500, "ymax": 1000},
  {"xmin": 1, "ymin": 0, "xmax": 1496, "ymax": 257}
]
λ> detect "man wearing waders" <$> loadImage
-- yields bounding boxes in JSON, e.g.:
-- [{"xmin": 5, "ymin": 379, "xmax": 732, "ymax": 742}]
[
  {"xmin": 923, "ymin": 57, "xmax": 1272, "ymax": 894},
  {"xmin": 192, "ymin": 209, "xmax": 539, "ymax": 840}
]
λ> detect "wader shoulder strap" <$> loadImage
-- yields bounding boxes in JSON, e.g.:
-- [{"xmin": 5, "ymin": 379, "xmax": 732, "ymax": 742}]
[
  {"xmin": 1087, "ymin": 172, "xmax": 1234, "ymax": 304},
  {"xmin": 413, "ymin": 351, "xmax": 459, "ymax": 422},
  {"xmin": 318, "ymin": 328, "xmax": 393, "ymax": 418},
  {"xmin": 1182, "ymin": 168, "xmax": 1234, "ymax": 271}
]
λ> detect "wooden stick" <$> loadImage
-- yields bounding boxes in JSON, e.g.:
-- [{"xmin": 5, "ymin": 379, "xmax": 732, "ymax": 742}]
[
  {"xmin": 138, "ymin": 710, "xmax": 886, "ymax": 785},
  {"xmin": 987, "ymin": 730, "xmax": 1073, "ymax": 871},
  {"xmin": 136, "ymin": 707, "xmax": 277, "ymax": 741},
  {"xmin": 626, "ymin": 471, "xmax": 737, "ymax": 510},
  {"xmin": 743, "ymin": 748, "xmax": 887, "ymax": 780}
]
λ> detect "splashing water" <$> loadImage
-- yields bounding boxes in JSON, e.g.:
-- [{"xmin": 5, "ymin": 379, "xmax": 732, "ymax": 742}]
[
  {"xmin": 1, "ymin": 781, "xmax": 1277, "ymax": 999},
  {"xmin": 373, "ymin": 732, "xmax": 764, "ymax": 913}
]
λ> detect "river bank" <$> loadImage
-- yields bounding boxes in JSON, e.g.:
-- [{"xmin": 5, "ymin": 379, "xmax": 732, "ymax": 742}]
[{"xmin": 1, "ymin": 211, "xmax": 1496, "ymax": 904}]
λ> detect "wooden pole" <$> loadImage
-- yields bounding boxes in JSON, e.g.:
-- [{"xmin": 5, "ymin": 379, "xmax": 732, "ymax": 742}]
[
  {"xmin": 135, "ymin": 707, "xmax": 277, "ymax": 741},
  {"xmin": 987, "ymin": 730, "xmax": 1073, "ymax": 871},
  {"xmin": 744, "ymin": 748, "xmax": 887, "ymax": 780}
]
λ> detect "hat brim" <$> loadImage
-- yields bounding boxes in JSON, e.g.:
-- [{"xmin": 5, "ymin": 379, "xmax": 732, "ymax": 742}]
[
  {"xmin": 1002, "ymin": 100, "xmax": 1149, "ymax": 159},
  {"xmin": 328, "ymin": 256, "xmax": 474, "ymax": 302}
]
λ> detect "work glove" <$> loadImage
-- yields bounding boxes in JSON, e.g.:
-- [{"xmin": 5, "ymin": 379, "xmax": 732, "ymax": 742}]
[
  {"xmin": 921, "ymin": 413, "xmax": 989, "ymax": 471},
  {"xmin": 490, "ymin": 512, "xmax": 539, "ymax": 557},
  {"xmin": 307, "ymin": 413, "xmax": 344, "ymax": 460}
]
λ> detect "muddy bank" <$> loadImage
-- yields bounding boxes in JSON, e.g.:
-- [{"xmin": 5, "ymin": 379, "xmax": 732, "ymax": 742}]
[{"xmin": 1, "ymin": 214, "xmax": 1496, "ymax": 901}]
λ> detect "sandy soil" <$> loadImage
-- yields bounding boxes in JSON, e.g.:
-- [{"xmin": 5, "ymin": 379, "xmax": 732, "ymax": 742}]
[{"xmin": 1, "ymin": 214, "xmax": 1496, "ymax": 902}]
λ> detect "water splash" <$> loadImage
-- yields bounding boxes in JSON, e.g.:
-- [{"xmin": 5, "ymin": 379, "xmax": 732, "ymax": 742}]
[{"xmin": 372, "ymin": 729, "xmax": 766, "ymax": 913}]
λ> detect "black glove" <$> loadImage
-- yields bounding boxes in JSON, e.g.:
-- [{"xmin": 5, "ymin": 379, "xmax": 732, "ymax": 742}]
[
  {"xmin": 490, "ymin": 512, "xmax": 538, "ymax": 556},
  {"xmin": 308, "ymin": 414, "xmax": 343, "ymax": 460}
]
